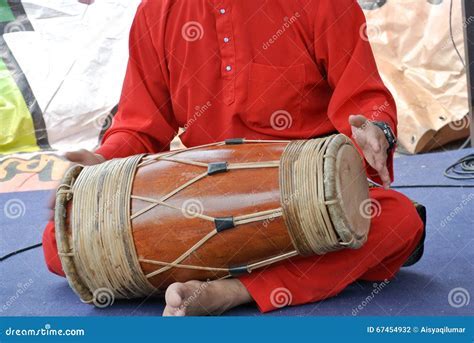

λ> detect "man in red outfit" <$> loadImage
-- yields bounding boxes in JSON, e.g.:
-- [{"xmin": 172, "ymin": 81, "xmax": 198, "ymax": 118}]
[{"xmin": 43, "ymin": 0, "xmax": 424, "ymax": 315}]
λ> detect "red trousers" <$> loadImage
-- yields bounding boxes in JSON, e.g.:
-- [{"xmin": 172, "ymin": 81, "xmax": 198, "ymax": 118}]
[{"xmin": 42, "ymin": 188, "xmax": 423, "ymax": 313}]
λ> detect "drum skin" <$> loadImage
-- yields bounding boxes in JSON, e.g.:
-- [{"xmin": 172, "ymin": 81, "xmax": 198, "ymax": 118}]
[{"xmin": 131, "ymin": 143, "xmax": 291, "ymax": 289}]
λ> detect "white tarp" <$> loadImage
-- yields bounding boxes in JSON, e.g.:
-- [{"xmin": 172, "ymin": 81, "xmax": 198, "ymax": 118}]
[
  {"xmin": 1, "ymin": 0, "xmax": 470, "ymax": 157},
  {"xmin": 362, "ymin": 0, "xmax": 470, "ymax": 153},
  {"xmin": 3, "ymin": 0, "xmax": 140, "ymax": 152}
]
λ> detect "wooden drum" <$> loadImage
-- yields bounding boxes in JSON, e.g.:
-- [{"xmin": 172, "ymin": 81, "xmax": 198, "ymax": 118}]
[{"xmin": 55, "ymin": 134, "xmax": 370, "ymax": 304}]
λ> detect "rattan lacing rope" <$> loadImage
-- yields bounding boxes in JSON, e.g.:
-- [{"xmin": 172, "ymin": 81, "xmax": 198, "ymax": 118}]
[
  {"xmin": 139, "ymin": 250, "xmax": 298, "ymax": 274},
  {"xmin": 57, "ymin": 137, "xmax": 349, "ymax": 301},
  {"xmin": 127, "ymin": 155, "xmax": 286, "ymax": 279},
  {"xmin": 280, "ymin": 138, "xmax": 341, "ymax": 256},
  {"xmin": 69, "ymin": 155, "xmax": 155, "ymax": 300},
  {"xmin": 58, "ymin": 141, "xmax": 293, "ymax": 300}
]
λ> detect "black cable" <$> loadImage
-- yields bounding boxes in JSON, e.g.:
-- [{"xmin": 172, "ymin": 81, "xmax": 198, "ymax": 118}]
[
  {"xmin": 450, "ymin": 0, "xmax": 466, "ymax": 68},
  {"xmin": 371, "ymin": 152, "xmax": 474, "ymax": 188},
  {"xmin": 390, "ymin": 153, "xmax": 474, "ymax": 187},
  {"xmin": 459, "ymin": 138, "xmax": 471, "ymax": 149},
  {"xmin": 444, "ymin": 153, "xmax": 474, "ymax": 180},
  {"xmin": 0, "ymin": 243, "xmax": 42, "ymax": 262}
]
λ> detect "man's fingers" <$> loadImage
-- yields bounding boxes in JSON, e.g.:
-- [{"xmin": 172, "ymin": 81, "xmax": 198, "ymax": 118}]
[
  {"xmin": 47, "ymin": 192, "xmax": 56, "ymax": 221},
  {"xmin": 364, "ymin": 150, "xmax": 377, "ymax": 171},
  {"xmin": 48, "ymin": 150, "xmax": 105, "ymax": 217},
  {"xmin": 65, "ymin": 150, "xmax": 90, "ymax": 163},
  {"xmin": 364, "ymin": 149, "xmax": 390, "ymax": 188},
  {"xmin": 65, "ymin": 150, "xmax": 104, "ymax": 166},
  {"xmin": 349, "ymin": 114, "xmax": 368, "ymax": 129},
  {"xmin": 371, "ymin": 150, "xmax": 390, "ymax": 189},
  {"xmin": 379, "ymin": 165, "xmax": 391, "ymax": 189}
]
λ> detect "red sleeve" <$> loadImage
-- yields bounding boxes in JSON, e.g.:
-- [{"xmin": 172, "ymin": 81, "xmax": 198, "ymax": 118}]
[
  {"xmin": 96, "ymin": 2, "xmax": 178, "ymax": 160},
  {"xmin": 42, "ymin": 221, "xmax": 65, "ymax": 277},
  {"xmin": 313, "ymin": 0, "xmax": 397, "ymax": 183}
]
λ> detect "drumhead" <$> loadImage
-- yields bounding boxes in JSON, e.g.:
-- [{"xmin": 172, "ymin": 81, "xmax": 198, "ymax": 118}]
[
  {"xmin": 279, "ymin": 134, "xmax": 370, "ymax": 256},
  {"xmin": 324, "ymin": 135, "xmax": 370, "ymax": 248}
]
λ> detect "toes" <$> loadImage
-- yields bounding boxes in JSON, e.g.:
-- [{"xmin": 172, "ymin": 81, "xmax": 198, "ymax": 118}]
[
  {"xmin": 162, "ymin": 305, "xmax": 186, "ymax": 317},
  {"xmin": 163, "ymin": 283, "xmax": 190, "ymax": 317},
  {"xmin": 174, "ymin": 308, "xmax": 186, "ymax": 316},
  {"xmin": 165, "ymin": 282, "xmax": 186, "ymax": 309}
]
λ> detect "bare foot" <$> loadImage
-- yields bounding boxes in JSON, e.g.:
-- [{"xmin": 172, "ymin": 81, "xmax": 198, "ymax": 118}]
[{"xmin": 162, "ymin": 279, "xmax": 252, "ymax": 316}]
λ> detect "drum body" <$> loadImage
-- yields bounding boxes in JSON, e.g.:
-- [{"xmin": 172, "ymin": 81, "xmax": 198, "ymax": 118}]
[{"xmin": 55, "ymin": 134, "xmax": 370, "ymax": 303}]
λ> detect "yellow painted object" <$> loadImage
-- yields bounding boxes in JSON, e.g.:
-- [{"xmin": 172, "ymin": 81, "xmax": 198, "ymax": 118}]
[{"xmin": 0, "ymin": 58, "xmax": 39, "ymax": 154}]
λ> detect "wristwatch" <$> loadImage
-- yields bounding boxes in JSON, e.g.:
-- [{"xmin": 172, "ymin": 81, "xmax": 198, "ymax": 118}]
[{"xmin": 372, "ymin": 121, "xmax": 397, "ymax": 151}]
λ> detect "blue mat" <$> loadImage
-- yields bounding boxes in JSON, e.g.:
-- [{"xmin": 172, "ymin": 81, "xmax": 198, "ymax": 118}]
[{"xmin": 1, "ymin": 148, "xmax": 473, "ymax": 316}]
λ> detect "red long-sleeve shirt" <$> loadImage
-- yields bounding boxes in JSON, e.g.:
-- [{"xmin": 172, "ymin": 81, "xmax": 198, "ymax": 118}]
[
  {"xmin": 44, "ymin": 0, "xmax": 398, "ymax": 278},
  {"xmin": 96, "ymin": 0, "xmax": 396, "ymax": 182}
]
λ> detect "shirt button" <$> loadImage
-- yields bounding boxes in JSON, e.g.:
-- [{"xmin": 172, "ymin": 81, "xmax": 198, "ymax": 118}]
[
  {"xmin": 219, "ymin": 8, "xmax": 226, "ymax": 14},
  {"xmin": 223, "ymin": 37, "xmax": 230, "ymax": 43},
  {"xmin": 225, "ymin": 65, "xmax": 232, "ymax": 72}
]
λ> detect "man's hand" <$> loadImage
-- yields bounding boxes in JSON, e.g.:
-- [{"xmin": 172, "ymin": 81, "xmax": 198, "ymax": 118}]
[
  {"xmin": 349, "ymin": 114, "xmax": 391, "ymax": 189},
  {"xmin": 64, "ymin": 149, "xmax": 106, "ymax": 166},
  {"xmin": 48, "ymin": 150, "xmax": 105, "ymax": 220}
]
